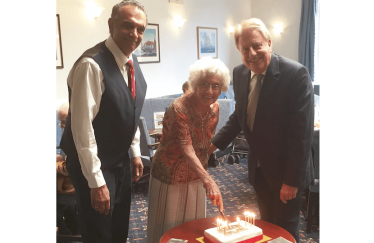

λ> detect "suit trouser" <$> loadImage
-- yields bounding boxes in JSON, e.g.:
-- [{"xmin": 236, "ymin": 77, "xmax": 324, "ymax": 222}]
[
  {"xmin": 254, "ymin": 166, "xmax": 302, "ymax": 243},
  {"xmin": 66, "ymin": 156, "xmax": 132, "ymax": 243}
]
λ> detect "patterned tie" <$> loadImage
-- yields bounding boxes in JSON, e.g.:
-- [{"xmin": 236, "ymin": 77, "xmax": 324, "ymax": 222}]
[
  {"xmin": 247, "ymin": 74, "xmax": 263, "ymax": 132},
  {"xmin": 126, "ymin": 60, "xmax": 136, "ymax": 99}
]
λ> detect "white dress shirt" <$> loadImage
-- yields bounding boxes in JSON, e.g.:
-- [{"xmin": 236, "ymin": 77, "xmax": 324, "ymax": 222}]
[{"xmin": 67, "ymin": 36, "xmax": 141, "ymax": 188}]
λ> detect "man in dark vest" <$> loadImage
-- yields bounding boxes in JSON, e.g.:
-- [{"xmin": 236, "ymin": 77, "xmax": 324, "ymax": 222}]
[{"xmin": 60, "ymin": 1, "xmax": 148, "ymax": 242}]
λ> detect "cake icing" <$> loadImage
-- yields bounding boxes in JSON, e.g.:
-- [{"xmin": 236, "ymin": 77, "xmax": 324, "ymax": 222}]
[{"xmin": 204, "ymin": 221, "xmax": 263, "ymax": 243}]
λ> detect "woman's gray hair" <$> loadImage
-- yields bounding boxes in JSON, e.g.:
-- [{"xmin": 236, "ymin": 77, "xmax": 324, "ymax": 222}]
[
  {"xmin": 234, "ymin": 18, "xmax": 272, "ymax": 50},
  {"xmin": 111, "ymin": 0, "xmax": 148, "ymax": 25},
  {"xmin": 188, "ymin": 57, "xmax": 231, "ymax": 93}
]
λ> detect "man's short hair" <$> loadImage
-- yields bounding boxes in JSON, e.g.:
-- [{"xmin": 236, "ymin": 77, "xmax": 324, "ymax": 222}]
[
  {"xmin": 234, "ymin": 18, "xmax": 272, "ymax": 50},
  {"xmin": 58, "ymin": 102, "xmax": 69, "ymax": 122},
  {"xmin": 111, "ymin": 0, "xmax": 148, "ymax": 24}
]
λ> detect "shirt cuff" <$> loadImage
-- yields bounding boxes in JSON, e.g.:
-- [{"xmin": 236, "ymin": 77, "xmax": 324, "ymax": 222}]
[
  {"xmin": 129, "ymin": 126, "xmax": 141, "ymax": 158},
  {"xmin": 86, "ymin": 170, "xmax": 106, "ymax": 188}
]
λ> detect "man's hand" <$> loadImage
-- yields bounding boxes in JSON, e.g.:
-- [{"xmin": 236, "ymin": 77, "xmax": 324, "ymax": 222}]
[
  {"xmin": 90, "ymin": 184, "xmax": 110, "ymax": 215},
  {"xmin": 131, "ymin": 156, "xmax": 143, "ymax": 183},
  {"xmin": 280, "ymin": 183, "xmax": 298, "ymax": 204},
  {"xmin": 208, "ymin": 144, "xmax": 217, "ymax": 156}
]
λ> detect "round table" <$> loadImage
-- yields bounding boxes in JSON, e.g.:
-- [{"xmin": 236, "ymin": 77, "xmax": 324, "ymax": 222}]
[{"xmin": 159, "ymin": 216, "xmax": 295, "ymax": 243}]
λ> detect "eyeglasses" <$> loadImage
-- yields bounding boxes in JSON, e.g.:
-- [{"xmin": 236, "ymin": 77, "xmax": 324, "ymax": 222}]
[{"xmin": 200, "ymin": 82, "xmax": 221, "ymax": 91}]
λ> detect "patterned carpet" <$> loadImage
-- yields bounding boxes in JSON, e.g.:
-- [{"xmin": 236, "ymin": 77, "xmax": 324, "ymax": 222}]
[{"xmin": 127, "ymin": 155, "xmax": 320, "ymax": 243}]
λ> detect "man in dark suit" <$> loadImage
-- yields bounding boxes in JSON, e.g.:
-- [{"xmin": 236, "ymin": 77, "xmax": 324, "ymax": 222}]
[
  {"xmin": 60, "ymin": 1, "xmax": 148, "ymax": 242},
  {"xmin": 209, "ymin": 18, "xmax": 314, "ymax": 242}
]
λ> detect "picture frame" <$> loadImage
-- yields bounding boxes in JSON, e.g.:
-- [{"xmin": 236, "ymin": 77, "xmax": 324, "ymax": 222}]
[
  {"xmin": 134, "ymin": 23, "xmax": 160, "ymax": 63},
  {"xmin": 153, "ymin": 111, "xmax": 165, "ymax": 131},
  {"xmin": 197, "ymin": 27, "xmax": 218, "ymax": 59},
  {"xmin": 56, "ymin": 14, "xmax": 64, "ymax": 69}
]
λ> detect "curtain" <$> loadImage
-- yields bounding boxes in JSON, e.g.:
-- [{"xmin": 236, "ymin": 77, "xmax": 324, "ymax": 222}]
[
  {"xmin": 298, "ymin": 0, "xmax": 317, "ymax": 81},
  {"xmin": 314, "ymin": 0, "xmax": 320, "ymax": 84}
]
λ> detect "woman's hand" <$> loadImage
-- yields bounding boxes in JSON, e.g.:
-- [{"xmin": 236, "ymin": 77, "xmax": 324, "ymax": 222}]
[{"xmin": 203, "ymin": 177, "xmax": 223, "ymax": 212}]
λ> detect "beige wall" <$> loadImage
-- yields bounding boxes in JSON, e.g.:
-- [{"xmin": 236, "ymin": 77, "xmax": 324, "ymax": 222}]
[
  {"xmin": 56, "ymin": 0, "xmax": 252, "ymax": 104},
  {"xmin": 56, "ymin": 0, "xmax": 304, "ymax": 105},
  {"xmin": 251, "ymin": 0, "xmax": 301, "ymax": 62}
]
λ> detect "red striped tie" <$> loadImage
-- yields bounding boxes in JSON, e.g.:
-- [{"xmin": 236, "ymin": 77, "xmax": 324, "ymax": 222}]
[{"xmin": 126, "ymin": 60, "xmax": 136, "ymax": 99}]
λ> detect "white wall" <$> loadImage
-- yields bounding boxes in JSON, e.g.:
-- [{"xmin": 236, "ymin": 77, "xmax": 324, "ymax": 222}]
[
  {"xmin": 56, "ymin": 0, "xmax": 251, "ymax": 103},
  {"xmin": 251, "ymin": 0, "xmax": 301, "ymax": 62},
  {"xmin": 56, "ymin": 0, "xmax": 304, "ymax": 103}
]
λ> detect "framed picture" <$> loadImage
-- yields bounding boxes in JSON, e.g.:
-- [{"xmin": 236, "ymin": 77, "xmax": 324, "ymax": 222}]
[
  {"xmin": 197, "ymin": 27, "xmax": 218, "ymax": 59},
  {"xmin": 134, "ymin": 23, "xmax": 160, "ymax": 63},
  {"xmin": 56, "ymin": 14, "xmax": 64, "ymax": 69},
  {"xmin": 153, "ymin": 111, "xmax": 165, "ymax": 131}
]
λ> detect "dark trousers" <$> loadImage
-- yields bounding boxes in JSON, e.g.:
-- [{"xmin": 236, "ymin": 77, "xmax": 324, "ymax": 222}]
[
  {"xmin": 254, "ymin": 166, "xmax": 302, "ymax": 243},
  {"xmin": 57, "ymin": 203, "xmax": 80, "ymax": 235},
  {"xmin": 66, "ymin": 156, "xmax": 132, "ymax": 243}
]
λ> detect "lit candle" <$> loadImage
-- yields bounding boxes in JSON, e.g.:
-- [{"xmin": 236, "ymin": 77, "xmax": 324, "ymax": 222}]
[
  {"xmin": 217, "ymin": 218, "xmax": 219, "ymax": 232},
  {"xmin": 244, "ymin": 211, "xmax": 248, "ymax": 226},
  {"xmin": 237, "ymin": 216, "xmax": 240, "ymax": 230},
  {"xmin": 252, "ymin": 213, "xmax": 256, "ymax": 227},
  {"xmin": 223, "ymin": 221, "xmax": 227, "ymax": 235}
]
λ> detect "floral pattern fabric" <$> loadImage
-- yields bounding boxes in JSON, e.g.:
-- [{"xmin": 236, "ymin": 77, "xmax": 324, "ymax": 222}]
[{"xmin": 151, "ymin": 93, "xmax": 219, "ymax": 184}]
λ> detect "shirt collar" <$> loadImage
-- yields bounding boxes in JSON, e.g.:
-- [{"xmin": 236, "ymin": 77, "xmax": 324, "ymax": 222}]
[{"xmin": 105, "ymin": 36, "xmax": 133, "ymax": 68}]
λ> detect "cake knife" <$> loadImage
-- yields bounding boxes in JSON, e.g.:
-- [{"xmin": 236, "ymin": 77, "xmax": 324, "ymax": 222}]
[{"xmin": 219, "ymin": 210, "xmax": 230, "ymax": 229}]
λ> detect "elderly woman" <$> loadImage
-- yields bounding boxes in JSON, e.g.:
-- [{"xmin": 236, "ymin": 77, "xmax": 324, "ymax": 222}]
[{"xmin": 146, "ymin": 57, "xmax": 231, "ymax": 242}]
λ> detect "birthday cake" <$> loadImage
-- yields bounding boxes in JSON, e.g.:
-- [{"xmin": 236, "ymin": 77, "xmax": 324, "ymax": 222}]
[{"xmin": 204, "ymin": 220, "xmax": 263, "ymax": 243}]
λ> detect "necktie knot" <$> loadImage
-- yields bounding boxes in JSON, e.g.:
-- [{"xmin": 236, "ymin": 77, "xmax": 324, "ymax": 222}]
[
  {"xmin": 126, "ymin": 60, "xmax": 134, "ymax": 69},
  {"xmin": 255, "ymin": 74, "xmax": 263, "ymax": 84}
]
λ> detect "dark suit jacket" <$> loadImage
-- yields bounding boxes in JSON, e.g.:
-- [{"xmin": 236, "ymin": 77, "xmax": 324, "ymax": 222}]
[{"xmin": 213, "ymin": 53, "xmax": 314, "ymax": 192}]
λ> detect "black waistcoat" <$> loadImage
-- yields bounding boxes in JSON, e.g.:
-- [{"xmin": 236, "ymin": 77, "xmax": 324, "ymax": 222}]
[{"xmin": 60, "ymin": 41, "xmax": 147, "ymax": 169}]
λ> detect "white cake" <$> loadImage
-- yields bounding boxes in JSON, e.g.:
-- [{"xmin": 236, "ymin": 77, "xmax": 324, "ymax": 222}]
[{"xmin": 204, "ymin": 221, "xmax": 263, "ymax": 243}]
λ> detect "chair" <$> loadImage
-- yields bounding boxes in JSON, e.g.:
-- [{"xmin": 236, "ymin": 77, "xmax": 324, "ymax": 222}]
[
  {"xmin": 135, "ymin": 117, "xmax": 158, "ymax": 187},
  {"xmin": 306, "ymin": 129, "xmax": 320, "ymax": 233}
]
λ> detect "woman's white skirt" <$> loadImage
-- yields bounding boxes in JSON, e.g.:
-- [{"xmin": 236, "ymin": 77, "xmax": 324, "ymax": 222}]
[{"xmin": 146, "ymin": 176, "xmax": 206, "ymax": 243}]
